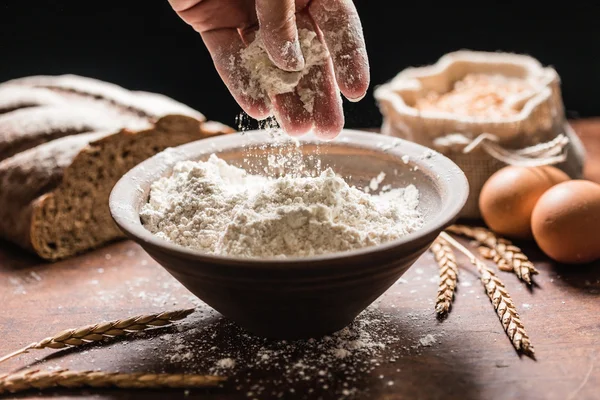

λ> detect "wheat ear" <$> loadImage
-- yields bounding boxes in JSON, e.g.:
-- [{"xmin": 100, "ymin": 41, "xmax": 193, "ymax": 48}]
[
  {"xmin": 440, "ymin": 232, "xmax": 535, "ymax": 357},
  {"xmin": 430, "ymin": 237, "xmax": 459, "ymax": 316},
  {"xmin": 0, "ymin": 369, "xmax": 225, "ymax": 394},
  {"xmin": 447, "ymin": 225, "xmax": 539, "ymax": 285},
  {"xmin": 0, "ymin": 308, "xmax": 195, "ymax": 364}
]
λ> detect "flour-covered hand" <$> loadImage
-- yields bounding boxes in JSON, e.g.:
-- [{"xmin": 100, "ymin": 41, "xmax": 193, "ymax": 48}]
[{"xmin": 168, "ymin": 0, "xmax": 369, "ymax": 139}]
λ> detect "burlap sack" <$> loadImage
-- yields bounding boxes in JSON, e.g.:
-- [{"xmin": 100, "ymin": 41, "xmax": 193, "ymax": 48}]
[{"xmin": 374, "ymin": 50, "xmax": 585, "ymax": 218}]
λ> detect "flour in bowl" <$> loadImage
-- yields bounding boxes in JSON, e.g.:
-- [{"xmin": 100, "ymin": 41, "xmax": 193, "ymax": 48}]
[{"xmin": 140, "ymin": 155, "xmax": 423, "ymax": 258}]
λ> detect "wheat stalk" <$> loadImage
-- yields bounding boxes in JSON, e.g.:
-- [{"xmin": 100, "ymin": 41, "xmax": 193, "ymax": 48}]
[
  {"xmin": 0, "ymin": 308, "xmax": 195, "ymax": 364},
  {"xmin": 447, "ymin": 225, "xmax": 539, "ymax": 285},
  {"xmin": 440, "ymin": 232, "xmax": 535, "ymax": 357},
  {"xmin": 0, "ymin": 369, "xmax": 225, "ymax": 394},
  {"xmin": 430, "ymin": 237, "xmax": 459, "ymax": 316}
]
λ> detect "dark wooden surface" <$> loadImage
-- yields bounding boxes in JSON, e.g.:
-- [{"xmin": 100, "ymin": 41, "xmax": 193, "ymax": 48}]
[{"xmin": 1, "ymin": 121, "xmax": 600, "ymax": 400}]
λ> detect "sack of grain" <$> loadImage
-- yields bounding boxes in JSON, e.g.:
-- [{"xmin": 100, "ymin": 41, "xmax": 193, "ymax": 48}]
[
  {"xmin": 0, "ymin": 75, "xmax": 233, "ymax": 260},
  {"xmin": 374, "ymin": 50, "xmax": 586, "ymax": 218}
]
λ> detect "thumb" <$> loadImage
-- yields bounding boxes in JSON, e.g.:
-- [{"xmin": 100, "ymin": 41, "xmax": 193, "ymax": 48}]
[{"xmin": 255, "ymin": 0, "xmax": 305, "ymax": 72}]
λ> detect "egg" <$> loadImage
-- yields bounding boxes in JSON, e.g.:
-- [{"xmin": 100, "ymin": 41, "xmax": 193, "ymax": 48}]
[
  {"xmin": 531, "ymin": 180, "xmax": 600, "ymax": 264},
  {"xmin": 479, "ymin": 165, "xmax": 569, "ymax": 239}
]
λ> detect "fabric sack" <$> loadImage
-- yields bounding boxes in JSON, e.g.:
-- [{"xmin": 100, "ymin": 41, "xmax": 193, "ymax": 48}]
[{"xmin": 374, "ymin": 50, "xmax": 585, "ymax": 218}]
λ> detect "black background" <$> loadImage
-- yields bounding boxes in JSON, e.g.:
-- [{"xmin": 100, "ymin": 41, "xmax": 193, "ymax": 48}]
[{"xmin": 2, "ymin": 1, "xmax": 600, "ymax": 128}]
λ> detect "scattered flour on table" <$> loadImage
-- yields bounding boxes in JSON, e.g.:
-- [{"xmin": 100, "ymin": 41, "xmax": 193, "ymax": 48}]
[
  {"xmin": 150, "ymin": 303, "xmax": 446, "ymax": 399},
  {"xmin": 239, "ymin": 29, "xmax": 329, "ymax": 113},
  {"xmin": 418, "ymin": 334, "xmax": 437, "ymax": 347},
  {"xmin": 140, "ymin": 155, "xmax": 423, "ymax": 258},
  {"xmin": 215, "ymin": 357, "xmax": 236, "ymax": 370}
]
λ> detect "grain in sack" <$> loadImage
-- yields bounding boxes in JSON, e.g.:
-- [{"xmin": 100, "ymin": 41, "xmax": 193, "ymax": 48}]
[{"xmin": 374, "ymin": 50, "xmax": 585, "ymax": 218}]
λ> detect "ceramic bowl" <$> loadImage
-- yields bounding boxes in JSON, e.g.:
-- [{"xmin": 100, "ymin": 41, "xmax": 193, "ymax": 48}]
[{"xmin": 109, "ymin": 129, "xmax": 468, "ymax": 339}]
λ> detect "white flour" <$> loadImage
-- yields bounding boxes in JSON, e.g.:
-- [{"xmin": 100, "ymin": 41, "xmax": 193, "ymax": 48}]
[
  {"xmin": 140, "ymin": 155, "xmax": 423, "ymax": 258},
  {"xmin": 240, "ymin": 29, "xmax": 329, "ymax": 113}
]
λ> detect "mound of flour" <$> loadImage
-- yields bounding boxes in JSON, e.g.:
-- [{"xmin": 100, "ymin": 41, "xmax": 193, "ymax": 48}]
[{"xmin": 140, "ymin": 155, "xmax": 423, "ymax": 258}]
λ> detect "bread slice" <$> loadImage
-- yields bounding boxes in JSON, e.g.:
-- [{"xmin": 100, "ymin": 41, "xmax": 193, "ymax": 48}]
[
  {"xmin": 0, "ymin": 75, "xmax": 205, "ymax": 161},
  {"xmin": 0, "ymin": 115, "xmax": 232, "ymax": 260},
  {"xmin": 2, "ymin": 74, "xmax": 204, "ymax": 121},
  {"xmin": 0, "ymin": 74, "xmax": 234, "ymax": 260},
  {"xmin": 0, "ymin": 105, "xmax": 126, "ymax": 161}
]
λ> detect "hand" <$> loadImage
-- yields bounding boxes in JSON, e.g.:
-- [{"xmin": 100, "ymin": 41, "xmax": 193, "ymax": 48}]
[{"xmin": 169, "ymin": 0, "xmax": 369, "ymax": 139}]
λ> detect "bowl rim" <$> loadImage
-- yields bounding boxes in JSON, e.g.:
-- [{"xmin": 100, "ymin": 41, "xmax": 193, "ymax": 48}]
[{"xmin": 109, "ymin": 129, "xmax": 469, "ymax": 267}]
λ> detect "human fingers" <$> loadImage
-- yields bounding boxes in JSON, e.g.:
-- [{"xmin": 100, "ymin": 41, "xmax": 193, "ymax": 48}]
[
  {"xmin": 201, "ymin": 28, "xmax": 271, "ymax": 119},
  {"xmin": 237, "ymin": 12, "xmax": 343, "ymax": 137},
  {"xmin": 169, "ymin": 0, "xmax": 254, "ymax": 33},
  {"xmin": 292, "ymin": 12, "xmax": 344, "ymax": 139},
  {"xmin": 309, "ymin": 0, "xmax": 370, "ymax": 102},
  {"xmin": 238, "ymin": 27, "xmax": 312, "ymax": 135},
  {"xmin": 168, "ymin": 0, "xmax": 200, "ymax": 14},
  {"xmin": 255, "ymin": 0, "xmax": 305, "ymax": 71},
  {"xmin": 299, "ymin": 59, "xmax": 344, "ymax": 139},
  {"xmin": 247, "ymin": 12, "xmax": 343, "ymax": 138},
  {"xmin": 270, "ymin": 92, "xmax": 313, "ymax": 136}
]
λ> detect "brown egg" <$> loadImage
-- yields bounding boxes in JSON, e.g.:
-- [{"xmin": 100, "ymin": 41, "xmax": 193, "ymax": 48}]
[
  {"xmin": 531, "ymin": 180, "xmax": 600, "ymax": 264},
  {"xmin": 479, "ymin": 165, "xmax": 569, "ymax": 239}
]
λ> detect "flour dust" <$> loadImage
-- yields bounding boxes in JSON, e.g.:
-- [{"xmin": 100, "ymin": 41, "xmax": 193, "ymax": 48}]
[
  {"xmin": 239, "ymin": 29, "xmax": 329, "ymax": 114},
  {"xmin": 154, "ymin": 302, "xmax": 439, "ymax": 399},
  {"xmin": 140, "ymin": 153, "xmax": 423, "ymax": 258}
]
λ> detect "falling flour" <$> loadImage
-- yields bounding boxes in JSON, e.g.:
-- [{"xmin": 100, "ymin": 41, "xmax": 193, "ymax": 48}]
[
  {"xmin": 240, "ymin": 29, "xmax": 329, "ymax": 113},
  {"xmin": 140, "ymin": 155, "xmax": 423, "ymax": 258}
]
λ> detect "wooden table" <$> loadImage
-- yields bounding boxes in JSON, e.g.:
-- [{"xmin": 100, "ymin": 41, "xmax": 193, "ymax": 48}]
[{"xmin": 1, "ymin": 121, "xmax": 599, "ymax": 400}]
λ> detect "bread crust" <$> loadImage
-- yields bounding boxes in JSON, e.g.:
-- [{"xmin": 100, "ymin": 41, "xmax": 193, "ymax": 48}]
[{"xmin": 0, "ymin": 75, "xmax": 233, "ymax": 260}]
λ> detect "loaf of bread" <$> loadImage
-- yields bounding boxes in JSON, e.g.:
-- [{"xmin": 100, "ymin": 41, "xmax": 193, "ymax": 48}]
[{"xmin": 0, "ymin": 75, "xmax": 234, "ymax": 260}]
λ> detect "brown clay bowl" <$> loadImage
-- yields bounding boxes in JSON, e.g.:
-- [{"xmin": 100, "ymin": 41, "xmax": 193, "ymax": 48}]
[{"xmin": 109, "ymin": 129, "xmax": 468, "ymax": 339}]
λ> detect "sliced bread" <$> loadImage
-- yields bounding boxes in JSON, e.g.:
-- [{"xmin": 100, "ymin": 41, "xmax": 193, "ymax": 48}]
[{"xmin": 0, "ymin": 75, "xmax": 234, "ymax": 260}]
